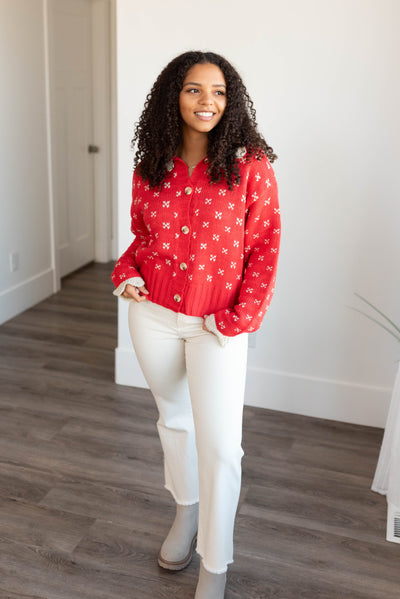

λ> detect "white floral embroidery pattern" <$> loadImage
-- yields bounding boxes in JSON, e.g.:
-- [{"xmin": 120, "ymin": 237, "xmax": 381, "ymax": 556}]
[{"xmin": 112, "ymin": 155, "xmax": 280, "ymax": 339}]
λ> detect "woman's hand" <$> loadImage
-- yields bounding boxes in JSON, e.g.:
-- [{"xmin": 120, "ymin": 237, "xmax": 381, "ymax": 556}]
[{"xmin": 122, "ymin": 283, "xmax": 149, "ymax": 302}]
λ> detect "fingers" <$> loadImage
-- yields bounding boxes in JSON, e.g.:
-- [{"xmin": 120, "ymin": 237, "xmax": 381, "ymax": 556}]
[
  {"xmin": 122, "ymin": 289, "xmax": 146, "ymax": 302},
  {"xmin": 122, "ymin": 283, "xmax": 149, "ymax": 302}
]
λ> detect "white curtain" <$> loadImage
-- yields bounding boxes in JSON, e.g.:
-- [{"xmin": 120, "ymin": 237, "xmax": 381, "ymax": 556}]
[{"xmin": 372, "ymin": 363, "xmax": 400, "ymax": 507}]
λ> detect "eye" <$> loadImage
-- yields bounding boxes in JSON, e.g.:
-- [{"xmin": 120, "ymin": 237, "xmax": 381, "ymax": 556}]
[
  {"xmin": 215, "ymin": 90, "xmax": 226, "ymax": 96},
  {"xmin": 186, "ymin": 88, "xmax": 200, "ymax": 94}
]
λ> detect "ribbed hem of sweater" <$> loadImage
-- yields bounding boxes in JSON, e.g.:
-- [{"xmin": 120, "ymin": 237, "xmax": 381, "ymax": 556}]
[{"xmin": 141, "ymin": 267, "xmax": 239, "ymax": 320}]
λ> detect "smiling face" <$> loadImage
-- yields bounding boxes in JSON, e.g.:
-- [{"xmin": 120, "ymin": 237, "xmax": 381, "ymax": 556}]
[{"xmin": 179, "ymin": 63, "xmax": 227, "ymax": 137}]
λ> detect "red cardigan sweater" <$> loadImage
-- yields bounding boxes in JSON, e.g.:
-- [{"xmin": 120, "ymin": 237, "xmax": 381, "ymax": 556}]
[{"xmin": 111, "ymin": 149, "xmax": 280, "ymax": 337}]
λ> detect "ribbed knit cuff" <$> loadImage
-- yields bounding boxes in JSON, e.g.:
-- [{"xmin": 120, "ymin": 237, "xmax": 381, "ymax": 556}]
[
  {"xmin": 204, "ymin": 314, "xmax": 230, "ymax": 347},
  {"xmin": 113, "ymin": 277, "xmax": 145, "ymax": 301}
]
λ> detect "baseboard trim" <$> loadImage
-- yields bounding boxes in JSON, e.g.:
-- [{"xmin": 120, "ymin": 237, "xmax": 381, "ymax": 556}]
[
  {"xmin": 114, "ymin": 347, "xmax": 391, "ymax": 428},
  {"xmin": 0, "ymin": 268, "xmax": 54, "ymax": 325},
  {"xmin": 245, "ymin": 366, "xmax": 390, "ymax": 428}
]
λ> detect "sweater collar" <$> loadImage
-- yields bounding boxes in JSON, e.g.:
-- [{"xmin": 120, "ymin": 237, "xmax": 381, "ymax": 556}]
[{"xmin": 166, "ymin": 147, "xmax": 246, "ymax": 174}]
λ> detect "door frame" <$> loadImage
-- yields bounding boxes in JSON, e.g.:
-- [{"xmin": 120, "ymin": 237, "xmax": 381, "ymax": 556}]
[{"xmin": 44, "ymin": 0, "xmax": 115, "ymax": 292}]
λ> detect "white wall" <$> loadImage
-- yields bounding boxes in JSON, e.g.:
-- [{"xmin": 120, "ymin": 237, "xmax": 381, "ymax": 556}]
[
  {"xmin": 115, "ymin": 0, "xmax": 400, "ymax": 427},
  {"xmin": 0, "ymin": 0, "xmax": 54, "ymax": 324}
]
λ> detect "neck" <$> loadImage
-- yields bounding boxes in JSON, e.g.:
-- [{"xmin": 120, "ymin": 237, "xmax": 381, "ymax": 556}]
[{"xmin": 178, "ymin": 128, "xmax": 208, "ymax": 166}]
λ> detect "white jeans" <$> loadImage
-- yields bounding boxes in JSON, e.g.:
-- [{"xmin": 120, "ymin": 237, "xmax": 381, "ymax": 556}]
[{"xmin": 128, "ymin": 300, "xmax": 248, "ymax": 573}]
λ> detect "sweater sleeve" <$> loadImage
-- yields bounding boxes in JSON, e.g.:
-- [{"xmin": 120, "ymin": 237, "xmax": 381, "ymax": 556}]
[
  {"xmin": 212, "ymin": 156, "xmax": 281, "ymax": 337},
  {"xmin": 111, "ymin": 171, "xmax": 149, "ymax": 288}
]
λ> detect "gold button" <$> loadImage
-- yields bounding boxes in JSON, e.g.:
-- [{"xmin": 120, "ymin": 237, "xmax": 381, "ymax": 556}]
[
  {"xmin": 184, "ymin": 186, "xmax": 192, "ymax": 195},
  {"xmin": 180, "ymin": 262, "xmax": 187, "ymax": 271},
  {"xmin": 174, "ymin": 294, "xmax": 181, "ymax": 302},
  {"xmin": 181, "ymin": 225, "xmax": 189, "ymax": 234}
]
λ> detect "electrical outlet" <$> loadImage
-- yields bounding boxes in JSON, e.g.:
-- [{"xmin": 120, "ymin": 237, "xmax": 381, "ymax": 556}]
[
  {"xmin": 9, "ymin": 251, "xmax": 19, "ymax": 272},
  {"xmin": 248, "ymin": 332, "xmax": 257, "ymax": 348}
]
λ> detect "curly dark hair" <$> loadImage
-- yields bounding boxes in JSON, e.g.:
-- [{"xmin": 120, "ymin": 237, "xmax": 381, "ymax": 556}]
[{"xmin": 132, "ymin": 50, "xmax": 277, "ymax": 189}]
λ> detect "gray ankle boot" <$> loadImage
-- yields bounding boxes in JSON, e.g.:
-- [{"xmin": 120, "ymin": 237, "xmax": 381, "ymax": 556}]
[
  {"xmin": 158, "ymin": 502, "xmax": 199, "ymax": 570},
  {"xmin": 194, "ymin": 560, "xmax": 227, "ymax": 599}
]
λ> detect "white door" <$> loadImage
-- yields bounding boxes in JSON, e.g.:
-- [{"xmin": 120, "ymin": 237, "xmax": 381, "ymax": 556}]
[{"xmin": 49, "ymin": 0, "xmax": 95, "ymax": 277}]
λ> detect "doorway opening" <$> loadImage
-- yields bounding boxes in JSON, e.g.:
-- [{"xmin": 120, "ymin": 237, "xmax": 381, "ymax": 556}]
[{"xmin": 47, "ymin": 0, "xmax": 114, "ymax": 289}]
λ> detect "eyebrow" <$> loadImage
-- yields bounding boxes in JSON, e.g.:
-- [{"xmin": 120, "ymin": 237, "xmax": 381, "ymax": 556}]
[{"xmin": 183, "ymin": 81, "xmax": 226, "ymax": 88}]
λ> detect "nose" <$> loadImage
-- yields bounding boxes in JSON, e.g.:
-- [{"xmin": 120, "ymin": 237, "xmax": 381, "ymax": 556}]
[{"xmin": 200, "ymin": 91, "xmax": 213, "ymax": 105}]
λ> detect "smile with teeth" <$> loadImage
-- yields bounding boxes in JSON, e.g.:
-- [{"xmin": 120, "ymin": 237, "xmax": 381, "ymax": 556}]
[{"xmin": 195, "ymin": 111, "xmax": 215, "ymax": 120}]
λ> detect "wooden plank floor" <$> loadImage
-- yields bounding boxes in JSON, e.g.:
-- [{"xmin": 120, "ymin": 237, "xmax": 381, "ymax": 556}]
[{"xmin": 0, "ymin": 262, "xmax": 399, "ymax": 598}]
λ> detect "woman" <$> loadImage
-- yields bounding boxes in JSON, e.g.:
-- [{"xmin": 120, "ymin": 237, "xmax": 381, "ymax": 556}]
[{"xmin": 112, "ymin": 50, "xmax": 280, "ymax": 599}]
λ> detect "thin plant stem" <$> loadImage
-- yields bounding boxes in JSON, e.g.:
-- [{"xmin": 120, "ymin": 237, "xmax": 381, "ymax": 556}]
[
  {"xmin": 348, "ymin": 306, "xmax": 400, "ymax": 343},
  {"xmin": 354, "ymin": 292, "xmax": 400, "ymax": 335}
]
